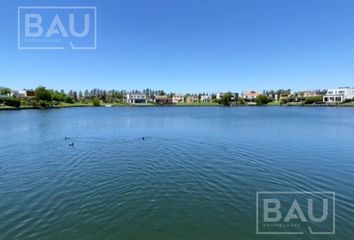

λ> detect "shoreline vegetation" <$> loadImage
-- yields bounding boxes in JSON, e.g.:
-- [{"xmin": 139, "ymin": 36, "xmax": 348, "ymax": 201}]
[
  {"xmin": 2, "ymin": 102, "xmax": 354, "ymax": 111},
  {"xmin": 1, "ymin": 86, "xmax": 354, "ymax": 111}
]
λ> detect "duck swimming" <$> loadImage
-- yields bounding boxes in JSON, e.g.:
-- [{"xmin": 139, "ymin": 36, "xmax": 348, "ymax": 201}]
[{"xmin": 68, "ymin": 143, "xmax": 74, "ymax": 146}]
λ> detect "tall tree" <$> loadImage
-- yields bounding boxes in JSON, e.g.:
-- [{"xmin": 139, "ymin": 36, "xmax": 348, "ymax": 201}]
[{"xmin": 35, "ymin": 86, "xmax": 52, "ymax": 101}]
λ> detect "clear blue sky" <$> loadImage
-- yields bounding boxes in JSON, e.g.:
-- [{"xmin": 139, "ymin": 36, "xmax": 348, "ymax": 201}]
[{"xmin": 1, "ymin": 0, "xmax": 354, "ymax": 93}]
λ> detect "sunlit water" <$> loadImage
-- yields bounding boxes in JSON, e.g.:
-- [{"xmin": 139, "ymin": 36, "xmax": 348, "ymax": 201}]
[{"xmin": 0, "ymin": 107, "xmax": 353, "ymax": 240}]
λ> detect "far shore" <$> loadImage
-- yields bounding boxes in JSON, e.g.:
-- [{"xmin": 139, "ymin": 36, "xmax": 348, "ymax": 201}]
[{"xmin": 1, "ymin": 102, "xmax": 354, "ymax": 111}]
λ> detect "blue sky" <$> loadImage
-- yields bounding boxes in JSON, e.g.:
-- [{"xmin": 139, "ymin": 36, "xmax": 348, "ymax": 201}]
[{"xmin": 1, "ymin": 0, "xmax": 354, "ymax": 93}]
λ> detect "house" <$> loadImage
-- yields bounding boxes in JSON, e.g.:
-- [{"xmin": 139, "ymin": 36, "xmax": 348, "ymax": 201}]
[
  {"xmin": 302, "ymin": 90, "xmax": 326, "ymax": 98},
  {"xmin": 279, "ymin": 93, "xmax": 290, "ymax": 102},
  {"xmin": 172, "ymin": 95, "xmax": 184, "ymax": 103},
  {"xmin": 10, "ymin": 90, "xmax": 26, "ymax": 98},
  {"xmin": 10, "ymin": 89, "xmax": 35, "ymax": 98},
  {"xmin": 25, "ymin": 89, "xmax": 35, "ymax": 98},
  {"xmin": 200, "ymin": 95, "xmax": 212, "ymax": 102},
  {"xmin": 233, "ymin": 93, "xmax": 239, "ymax": 100},
  {"xmin": 125, "ymin": 93, "xmax": 147, "ymax": 104},
  {"xmin": 292, "ymin": 90, "xmax": 326, "ymax": 102},
  {"xmin": 267, "ymin": 93, "xmax": 278, "ymax": 101},
  {"xmin": 323, "ymin": 88, "xmax": 354, "ymax": 103},
  {"xmin": 242, "ymin": 91, "xmax": 261, "ymax": 101},
  {"xmin": 185, "ymin": 95, "xmax": 199, "ymax": 103},
  {"xmin": 154, "ymin": 95, "xmax": 172, "ymax": 104},
  {"xmin": 216, "ymin": 92, "xmax": 239, "ymax": 101}
]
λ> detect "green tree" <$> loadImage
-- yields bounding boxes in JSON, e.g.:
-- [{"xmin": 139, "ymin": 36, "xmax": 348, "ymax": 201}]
[
  {"xmin": 220, "ymin": 92, "xmax": 233, "ymax": 106},
  {"xmin": 92, "ymin": 98, "xmax": 100, "ymax": 106},
  {"xmin": 35, "ymin": 87, "xmax": 52, "ymax": 101},
  {"xmin": 65, "ymin": 96, "xmax": 74, "ymax": 103},
  {"xmin": 256, "ymin": 95, "xmax": 271, "ymax": 105},
  {"xmin": 0, "ymin": 87, "xmax": 11, "ymax": 95}
]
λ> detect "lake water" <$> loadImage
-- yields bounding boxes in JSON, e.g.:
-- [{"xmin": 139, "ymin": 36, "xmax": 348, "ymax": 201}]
[{"xmin": 0, "ymin": 107, "xmax": 353, "ymax": 239}]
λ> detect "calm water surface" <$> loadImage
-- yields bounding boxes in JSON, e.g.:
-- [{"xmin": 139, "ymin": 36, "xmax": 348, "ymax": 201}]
[{"xmin": 0, "ymin": 107, "xmax": 353, "ymax": 239}]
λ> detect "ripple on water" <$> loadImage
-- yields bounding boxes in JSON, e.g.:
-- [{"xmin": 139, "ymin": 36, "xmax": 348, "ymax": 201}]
[{"xmin": 0, "ymin": 107, "xmax": 354, "ymax": 240}]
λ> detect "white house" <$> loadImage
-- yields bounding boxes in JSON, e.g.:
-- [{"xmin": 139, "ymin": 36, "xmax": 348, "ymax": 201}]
[
  {"xmin": 9, "ymin": 89, "xmax": 35, "ymax": 98},
  {"xmin": 185, "ymin": 95, "xmax": 199, "ymax": 103},
  {"xmin": 125, "ymin": 93, "xmax": 147, "ymax": 104},
  {"xmin": 242, "ymin": 91, "xmax": 261, "ymax": 101},
  {"xmin": 172, "ymin": 94, "xmax": 184, "ymax": 103},
  {"xmin": 200, "ymin": 95, "xmax": 212, "ymax": 102},
  {"xmin": 10, "ymin": 90, "xmax": 26, "ymax": 98},
  {"xmin": 323, "ymin": 88, "xmax": 354, "ymax": 103}
]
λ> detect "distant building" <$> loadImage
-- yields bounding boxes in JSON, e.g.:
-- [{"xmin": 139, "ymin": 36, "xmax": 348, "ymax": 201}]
[
  {"xmin": 302, "ymin": 90, "xmax": 326, "ymax": 98},
  {"xmin": 267, "ymin": 93, "xmax": 278, "ymax": 101},
  {"xmin": 24, "ymin": 89, "xmax": 35, "ymax": 98},
  {"xmin": 10, "ymin": 89, "xmax": 35, "ymax": 98},
  {"xmin": 323, "ymin": 88, "xmax": 354, "ymax": 103},
  {"xmin": 154, "ymin": 95, "xmax": 172, "ymax": 104},
  {"xmin": 200, "ymin": 95, "xmax": 212, "ymax": 102},
  {"xmin": 10, "ymin": 90, "xmax": 25, "ymax": 98},
  {"xmin": 292, "ymin": 90, "xmax": 326, "ymax": 102},
  {"xmin": 125, "ymin": 93, "xmax": 147, "ymax": 104},
  {"xmin": 232, "ymin": 93, "xmax": 239, "ymax": 101},
  {"xmin": 242, "ymin": 91, "xmax": 261, "ymax": 101},
  {"xmin": 186, "ymin": 95, "xmax": 199, "ymax": 103},
  {"xmin": 172, "ymin": 95, "xmax": 184, "ymax": 103},
  {"xmin": 216, "ymin": 92, "xmax": 239, "ymax": 101}
]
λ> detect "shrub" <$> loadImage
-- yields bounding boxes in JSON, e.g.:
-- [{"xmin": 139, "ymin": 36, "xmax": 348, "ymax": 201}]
[
  {"xmin": 38, "ymin": 100, "xmax": 49, "ymax": 108},
  {"xmin": 92, "ymin": 98, "xmax": 100, "ymax": 106},
  {"xmin": 343, "ymin": 99, "xmax": 352, "ymax": 103},
  {"xmin": 256, "ymin": 95, "xmax": 271, "ymax": 105},
  {"xmin": 304, "ymin": 96, "xmax": 323, "ymax": 104},
  {"xmin": 0, "ymin": 87, "xmax": 10, "ymax": 95},
  {"xmin": 280, "ymin": 98, "xmax": 289, "ymax": 105},
  {"xmin": 65, "ymin": 96, "xmax": 74, "ymax": 104},
  {"xmin": 4, "ymin": 98, "xmax": 21, "ymax": 108}
]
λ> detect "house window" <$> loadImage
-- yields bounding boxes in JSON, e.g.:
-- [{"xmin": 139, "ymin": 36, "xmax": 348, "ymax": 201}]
[
  {"xmin": 336, "ymin": 97, "xmax": 342, "ymax": 102},
  {"xmin": 324, "ymin": 97, "xmax": 328, "ymax": 101}
]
